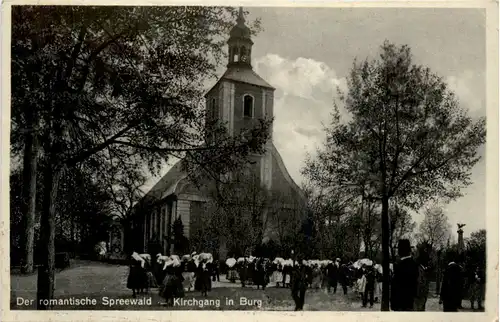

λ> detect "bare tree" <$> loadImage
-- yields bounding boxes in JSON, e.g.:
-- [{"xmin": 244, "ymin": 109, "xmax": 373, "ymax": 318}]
[
  {"xmin": 417, "ymin": 205, "xmax": 451, "ymax": 249},
  {"xmin": 267, "ymin": 190, "xmax": 303, "ymax": 250}
]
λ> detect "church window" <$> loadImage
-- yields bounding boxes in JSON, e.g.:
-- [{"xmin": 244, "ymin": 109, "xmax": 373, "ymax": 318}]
[
  {"xmin": 232, "ymin": 46, "xmax": 239, "ymax": 62},
  {"xmin": 240, "ymin": 47, "xmax": 248, "ymax": 62},
  {"xmin": 243, "ymin": 94, "xmax": 254, "ymax": 118},
  {"xmin": 211, "ymin": 98, "xmax": 218, "ymax": 119}
]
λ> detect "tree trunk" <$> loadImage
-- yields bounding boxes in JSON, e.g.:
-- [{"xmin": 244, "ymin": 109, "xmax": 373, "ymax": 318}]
[
  {"xmin": 20, "ymin": 110, "xmax": 39, "ymax": 274},
  {"xmin": 380, "ymin": 195, "xmax": 391, "ymax": 311},
  {"xmin": 36, "ymin": 164, "xmax": 63, "ymax": 310}
]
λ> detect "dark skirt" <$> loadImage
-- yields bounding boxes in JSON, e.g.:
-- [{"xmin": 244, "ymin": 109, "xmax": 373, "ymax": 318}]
[
  {"xmin": 195, "ymin": 272, "xmax": 211, "ymax": 292},
  {"xmin": 227, "ymin": 269, "xmax": 239, "ymax": 281},
  {"xmin": 159, "ymin": 273, "xmax": 184, "ymax": 300},
  {"xmin": 147, "ymin": 271, "xmax": 158, "ymax": 288},
  {"xmin": 127, "ymin": 265, "xmax": 148, "ymax": 290},
  {"xmin": 254, "ymin": 270, "xmax": 268, "ymax": 286}
]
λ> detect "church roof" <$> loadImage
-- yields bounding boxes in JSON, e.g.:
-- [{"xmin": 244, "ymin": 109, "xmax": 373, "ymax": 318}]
[
  {"xmin": 270, "ymin": 144, "xmax": 306, "ymax": 201},
  {"xmin": 222, "ymin": 67, "xmax": 275, "ymax": 90},
  {"xmin": 205, "ymin": 67, "xmax": 275, "ymax": 97},
  {"xmin": 142, "ymin": 161, "xmax": 187, "ymax": 200},
  {"xmin": 230, "ymin": 7, "xmax": 252, "ymax": 40},
  {"xmin": 143, "ymin": 143, "xmax": 304, "ymax": 202}
]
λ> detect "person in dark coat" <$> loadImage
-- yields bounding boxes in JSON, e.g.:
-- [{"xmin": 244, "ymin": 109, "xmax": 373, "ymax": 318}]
[
  {"xmin": 159, "ymin": 265, "xmax": 184, "ymax": 306},
  {"xmin": 127, "ymin": 254, "xmax": 148, "ymax": 298},
  {"xmin": 469, "ymin": 266, "xmax": 485, "ymax": 310},
  {"xmin": 326, "ymin": 260, "xmax": 339, "ymax": 293},
  {"xmin": 439, "ymin": 259, "xmax": 464, "ymax": 312},
  {"xmin": 154, "ymin": 255, "xmax": 166, "ymax": 288},
  {"xmin": 254, "ymin": 258, "xmax": 269, "ymax": 290},
  {"xmin": 390, "ymin": 239, "xmax": 419, "ymax": 311},
  {"xmin": 212, "ymin": 260, "xmax": 220, "ymax": 282},
  {"xmin": 363, "ymin": 265, "xmax": 376, "ymax": 308},
  {"xmin": 291, "ymin": 256, "xmax": 309, "ymax": 311},
  {"xmin": 414, "ymin": 250, "xmax": 430, "ymax": 311},
  {"xmin": 197, "ymin": 260, "xmax": 212, "ymax": 297},
  {"xmin": 239, "ymin": 259, "xmax": 249, "ymax": 287},
  {"xmin": 339, "ymin": 263, "xmax": 349, "ymax": 295}
]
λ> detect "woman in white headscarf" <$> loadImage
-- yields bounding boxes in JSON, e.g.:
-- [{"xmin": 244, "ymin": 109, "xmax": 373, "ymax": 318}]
[
  {"xmin": 272, "ymin": 258, "xmax": 284, "ymax": 287},
  {"xmin": 226, "ymin": 257, "xmax": 238, "ymax": 283},
  {"xmin": 159, "ymin": 255, "xmax": 184, "ymax": 306},
  {"xmin": 127, "ymin": 251, "xmax": 149, "ymax": 297}
]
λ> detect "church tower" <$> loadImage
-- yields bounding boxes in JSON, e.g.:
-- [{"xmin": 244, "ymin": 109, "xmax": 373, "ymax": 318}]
[{"xmin": 204, "ymin": 7, "xmax": 275, "ymax": 188}]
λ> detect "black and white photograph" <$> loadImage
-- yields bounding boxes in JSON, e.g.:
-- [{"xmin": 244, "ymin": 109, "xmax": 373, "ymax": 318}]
[{"xmin": 4, "ymin": 1, "xmax": 497, "ymax": 317}]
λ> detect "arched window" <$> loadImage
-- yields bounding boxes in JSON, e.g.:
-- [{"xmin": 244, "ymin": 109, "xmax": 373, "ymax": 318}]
[
  {"xmin": 243, "ymin": 94, "xmax": 254, "ymax": 118},
  {"xmin": 232, "ymin": 45, "xmax": 239, "ymax": 62},
  {"xmin": 240, "ymin": 47, "xmax": 247, "ymax": 62}
]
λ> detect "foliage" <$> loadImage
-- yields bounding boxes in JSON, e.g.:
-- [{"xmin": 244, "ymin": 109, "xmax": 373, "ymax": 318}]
[
  {"xmin": 12, "ymin": 6, "xmax": 270, "ymax": 180},
  {"xmin": 10, "ymin": 171, "xmax": 27, "ymax": 265},
  {"xmin": 266, "ymin": 190, "xmax": 304, "ymax": 253},
  {"xmin": 465, "ymin": 229, "xmax": 486, "ymax": 268},
  {"xmin": 302, "ymin": 41, "xmax": 486, "ymax": 310},
  {"xmin": 389, "ymin": 201, "xmax": 416, "ymax": 259},
  {"xmin": 201, "ymin": 169, "xmax": 269, "ymax": 254},
  {"xmin": 11, "ymin": 6, "xmax": 269, "ymax": 308},
  {"xmin": 10, "ymin": 165, "xmax": 114, "ymax": 262},
  {"xmin": 304, "ymin": 41, "xmax": 485, "ymax": 209},
  {"xmin": 416, "ymin": 204, "xmax": 452, "ymax": 249}
]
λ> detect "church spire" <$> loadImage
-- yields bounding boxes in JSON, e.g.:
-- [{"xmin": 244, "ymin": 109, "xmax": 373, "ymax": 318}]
[
  {"xmin": 227, "ymin": 7, "xmax": 253, "ymax": 69},
  {"xmin": 237, "ymin": 7, "xmax": 245, "ymax": 25}
]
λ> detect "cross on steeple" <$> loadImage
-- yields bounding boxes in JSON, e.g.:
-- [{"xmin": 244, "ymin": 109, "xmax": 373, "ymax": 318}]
[
  {"xmin": 237, "ymin": 7, "xmax": 245, "ymax": 25},
  {"xmin": 227, "ymin": 7, "xmax": 253, "ymax": 68}
]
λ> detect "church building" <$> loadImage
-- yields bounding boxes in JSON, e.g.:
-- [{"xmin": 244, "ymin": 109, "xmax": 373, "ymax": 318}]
[{"xmin": 132, "ymin": 8, "xmax": 305, "ymax": 258}]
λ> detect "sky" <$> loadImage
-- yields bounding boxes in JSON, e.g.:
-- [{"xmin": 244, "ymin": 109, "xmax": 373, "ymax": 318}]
[{"xmin": 143, "ymin": 7, "xmax": 487, "ymax": 238}]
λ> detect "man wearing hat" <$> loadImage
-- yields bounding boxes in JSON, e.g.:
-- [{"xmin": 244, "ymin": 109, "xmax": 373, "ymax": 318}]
[
  {"xmin": 291, "ymin": 254, "xmax": 309, "ymax": 311},
  {"xmin": 390, "ymin": 239, "xmax": 419, "ymax": 311},
  {"xmin": 439, "ymin": 255, "xmax": 465, "ymax": 312},
  {"xmin": 326, "ymin": 258, "xmax": 340, "ymax": 294}
]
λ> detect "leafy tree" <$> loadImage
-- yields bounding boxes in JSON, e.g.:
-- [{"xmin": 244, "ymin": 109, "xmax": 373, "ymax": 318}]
[
  {"xmin": 468, "ymin": 229, "xmax": 486, "ymax": 249},
  {"xmin": 302, "ymin": 41, "xmax": 485, "ymax": 310},
  {"xmin": 10, "ymin": 171, "xmax": 28, "ymax": 266},
  {"xmin": 417, "ymin": 205, "xmax": 451, "ymax": 249},
  {"xmin": 359, "ymin": 198, "xmax": 381, "ymax": 260},
  {"xmin": 204, "ymin": 169, "xmax": 269, "ymax": 254},
  {"xmin": 465, "ymin": 229, "xmax": 486, "ymax": 269},
  {"xmin": 389, "ymin": 202, "xmax": 416, "ymax": 259},
  {"xmin": 266, "ymin": 190, "xmax": 304, "ymax": 252},
  {"xmin": 12, "ymin": 6, "xmax": 269, "ymax": 309}
]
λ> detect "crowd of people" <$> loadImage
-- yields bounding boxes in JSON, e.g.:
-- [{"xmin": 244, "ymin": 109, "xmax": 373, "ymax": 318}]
[
  {"xmin": 125, "ymin": 239, "xmax": 485, "ymax": 311},
  {"xmin": 127, "ymin": 251, "xmax": 216, "ymax": 305},
  {"xmin": 390, "ymin": 239, "xmax": 485, "ymax": 312}
]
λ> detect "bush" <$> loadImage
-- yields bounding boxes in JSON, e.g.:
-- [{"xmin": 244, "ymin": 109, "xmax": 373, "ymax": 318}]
[{"xmin": 55, "ymin": 252, "xmax": 70, "ymax": 269}]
